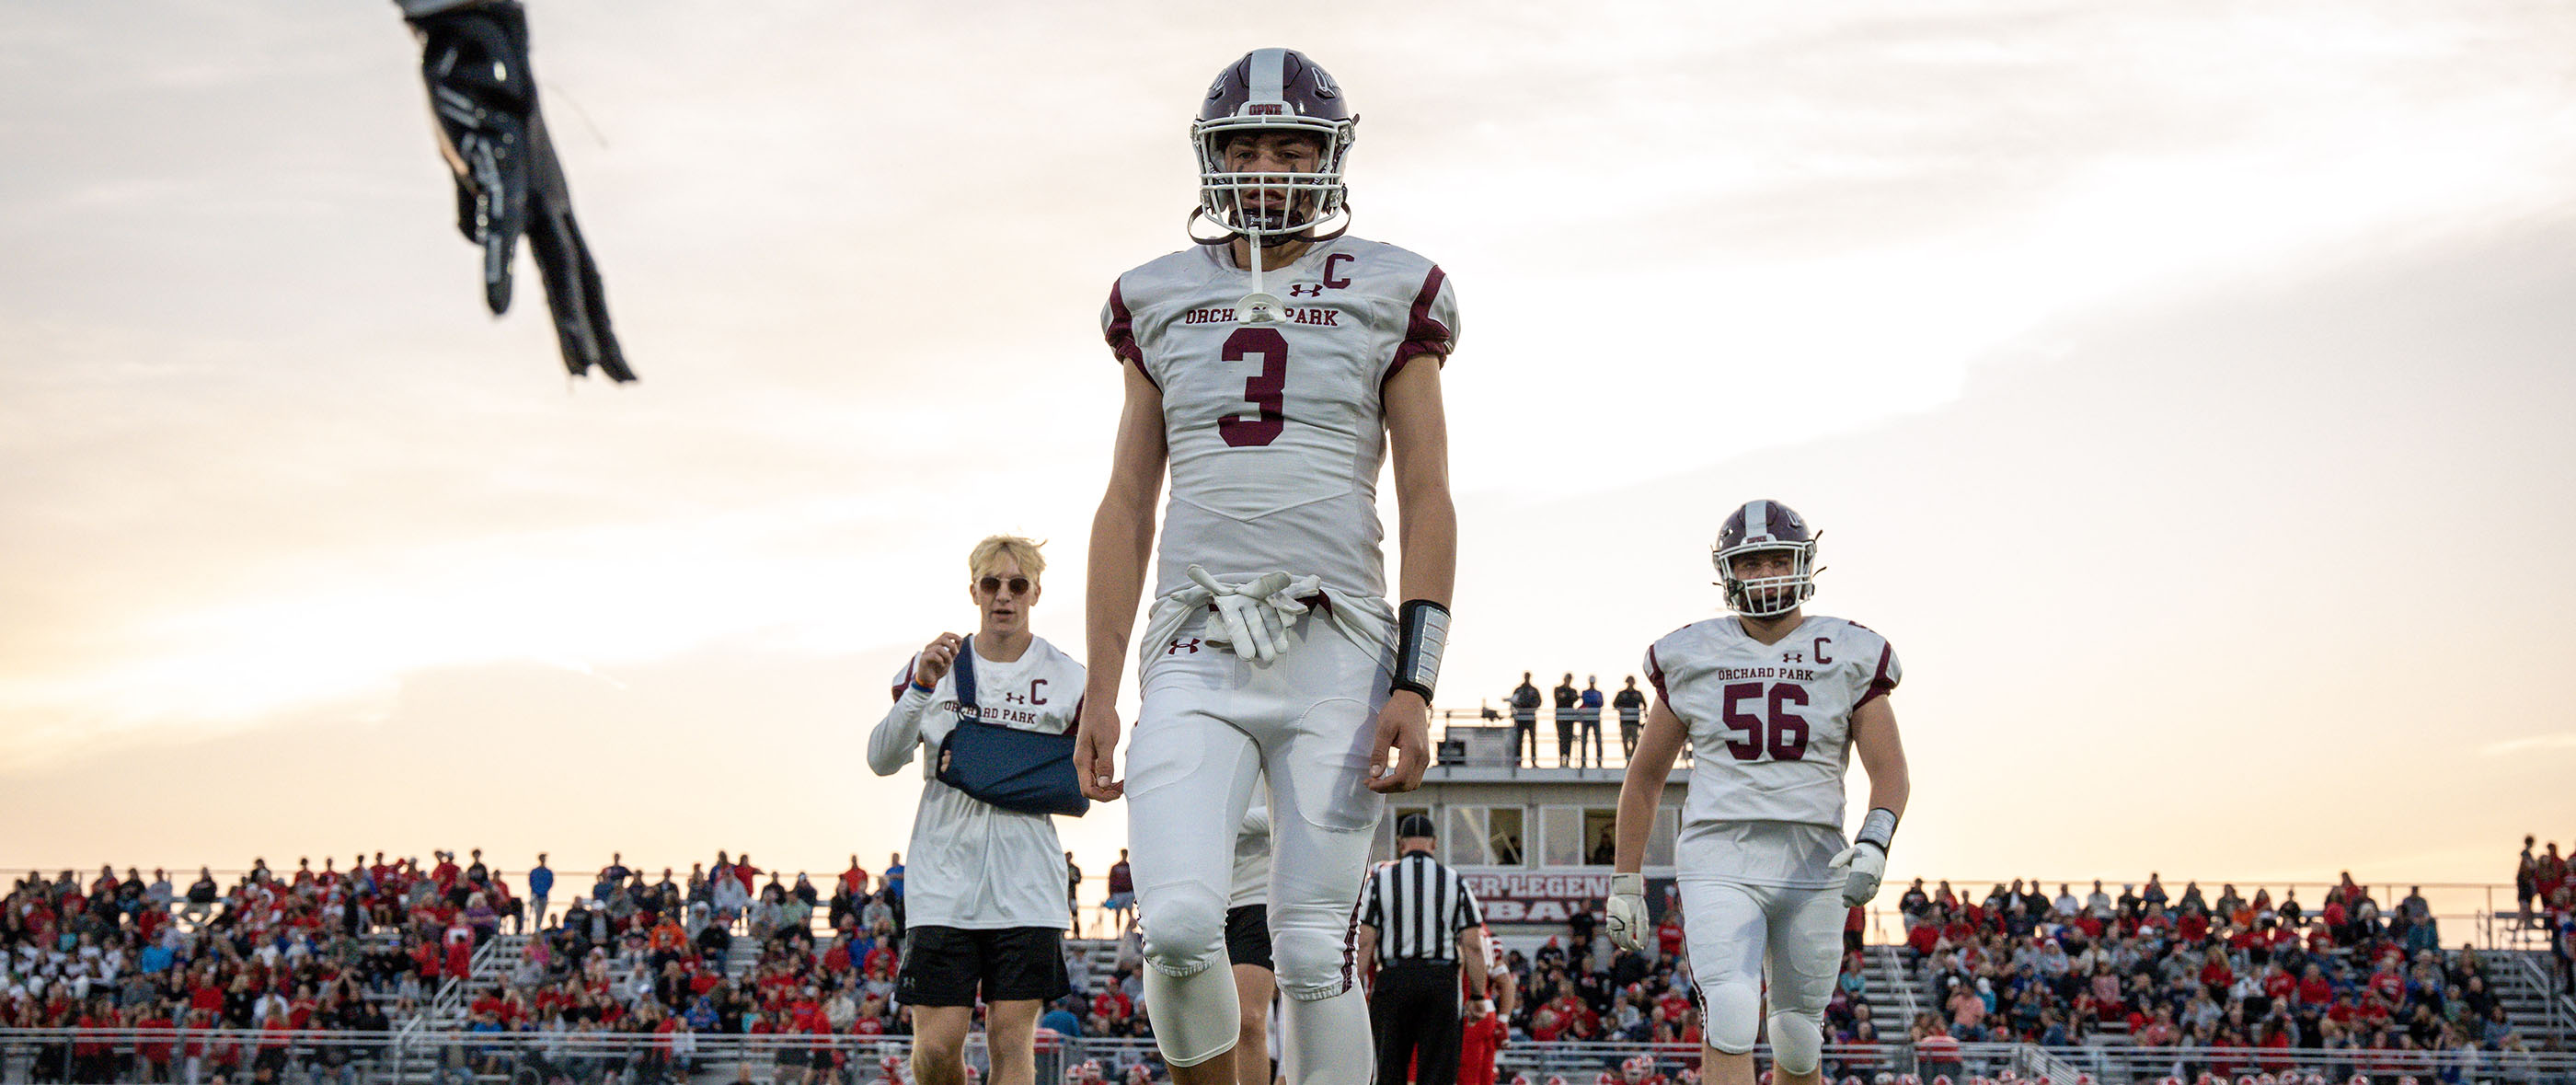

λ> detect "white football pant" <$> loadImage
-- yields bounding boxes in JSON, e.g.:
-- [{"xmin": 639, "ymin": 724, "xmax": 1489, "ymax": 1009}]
[
  {"xmin": 1130, "ymin": 610, "xmax": 1386, "ymax": 1083},
  {"xmin": 1681, "ymin": 877, "xmax": 1844, "ymax": 1073}
]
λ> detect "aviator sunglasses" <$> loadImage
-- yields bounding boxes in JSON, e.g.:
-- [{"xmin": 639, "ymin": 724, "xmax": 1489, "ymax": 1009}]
[{"xmin": 977, "ymin": 575, "xmax": 1031, "ymax": 594}]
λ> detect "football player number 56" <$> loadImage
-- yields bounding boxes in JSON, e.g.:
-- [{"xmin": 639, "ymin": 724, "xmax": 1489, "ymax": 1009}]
[
  {"xmin": 1719, "ymin": 681, "xmax": 1810, "ymax": 761},
  {"xmin": 1218, "ymin": 328, "xmax": 1287, "ymax": 448}
]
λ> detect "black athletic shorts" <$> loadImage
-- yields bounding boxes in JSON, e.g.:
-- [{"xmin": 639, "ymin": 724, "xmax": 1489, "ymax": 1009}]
[
  {"xmin": 896, "ymin": 925, "xmax": 1070, "ymax": 1007},
  {"xmin": 1225, "ymin": 904, "xmax": 1273, "ymax": 973}
]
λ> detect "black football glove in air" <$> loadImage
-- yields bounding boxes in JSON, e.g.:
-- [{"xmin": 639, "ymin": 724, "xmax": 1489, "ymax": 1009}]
[{"xmin": 403, "ymin": 0, "xmax": 633, "ymax": 382}]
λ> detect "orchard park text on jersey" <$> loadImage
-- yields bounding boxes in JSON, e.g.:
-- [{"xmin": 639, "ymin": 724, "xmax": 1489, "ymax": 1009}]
[
  {"xmin": 1710, "ymin": 666, "xmax": 1822, "ymax": 682},
  {"xmin": 1180, "ymin": 306, "xmax": 1342, "ymax": 326}
]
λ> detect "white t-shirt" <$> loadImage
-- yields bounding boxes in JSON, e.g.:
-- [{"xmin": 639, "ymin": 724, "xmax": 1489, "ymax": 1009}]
[
  {"xmin": 1645, "ymin": 614, "xmax": 1900, "ymax": 886},
  {"xmin": 868, "ymin": 635, "xmax": 1085, "ymax": 930}
]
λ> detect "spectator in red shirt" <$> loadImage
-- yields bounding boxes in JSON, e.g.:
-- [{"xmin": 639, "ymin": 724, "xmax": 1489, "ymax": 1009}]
[{"xmin": 2200, "ymin": 949, "xmax": 2234, "ymax": 1001}]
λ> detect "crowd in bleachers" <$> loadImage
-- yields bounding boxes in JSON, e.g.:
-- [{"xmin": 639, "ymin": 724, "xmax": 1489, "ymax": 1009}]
[
  {"xmin": 1888, "ymin": 874, "xmax": 2547, "ymax": 1077},
  {"xmin": 14, "ymin": 852, "xmax": 2569, "ymax": 1085},
  {"xmin": 1, "ymin": 854, "xmax": 518, "ymax": 1082}
]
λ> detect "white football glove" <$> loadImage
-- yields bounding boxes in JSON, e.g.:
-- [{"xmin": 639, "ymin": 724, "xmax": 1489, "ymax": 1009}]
[
  {"xmin": 1186, "ymin": 565, "xmax": 1318, "ymax": 664},
  {"xmin": 1605, "ymin": 871, "xmax": 1649, "ymax": 952},
  {"xmin": 1829, "ymin": 841, "xmax": 1888, "ymax": 907}
]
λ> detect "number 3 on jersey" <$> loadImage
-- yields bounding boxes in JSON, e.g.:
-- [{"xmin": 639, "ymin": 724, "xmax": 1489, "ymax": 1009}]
[
  {"xmin": 1218, "ymin": 327, "xmax": 1286, "ymax": 448},
  {"xmin": 1719, "ymin": 681, "xmax": 1810, "ymax": 761}
]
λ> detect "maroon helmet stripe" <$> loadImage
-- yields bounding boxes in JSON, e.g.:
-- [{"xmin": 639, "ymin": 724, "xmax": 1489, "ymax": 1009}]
[
  {"xmin": 1646, "ymin": 644, "xmax": 1669, "ymax": 703},
  {"xmin": 1388, "ymin": 265, "xmax": 1453, "ymax": 378}
]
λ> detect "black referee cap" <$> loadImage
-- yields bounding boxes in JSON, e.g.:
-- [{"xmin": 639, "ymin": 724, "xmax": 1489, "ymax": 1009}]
[{"xmin": 1396, "ymin": 813, "xmax": 1436, "ymax": 838}]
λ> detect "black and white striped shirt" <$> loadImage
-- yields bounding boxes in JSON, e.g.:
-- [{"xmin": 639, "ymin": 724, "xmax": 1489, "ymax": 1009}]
[{"xmin": 1358, "ymin": 851, "xmax": 1483, "ymax": 964}]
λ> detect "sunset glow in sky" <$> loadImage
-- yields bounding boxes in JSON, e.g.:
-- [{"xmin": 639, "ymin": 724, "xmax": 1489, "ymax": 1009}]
[{"xmin": 4, "ymin": 1, "xmax": 2572, "ymax": 901}]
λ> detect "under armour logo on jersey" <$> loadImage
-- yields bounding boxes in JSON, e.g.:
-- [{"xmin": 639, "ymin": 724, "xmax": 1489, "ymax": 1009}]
[
  {"xmin": 1167, "ymin": 638, "xmax": 1202, "ymax": 654},
  {"xmin": 1003, "ymin": 692, "xmax": 1029, "ymax": 704},
  {"xmin": 1287, "ymin": 283, "xmax": 1328, "ymax": 297},
  {"xmin": 1782, "ymin": 651, "xmax": 1805, "ymax": 663}
]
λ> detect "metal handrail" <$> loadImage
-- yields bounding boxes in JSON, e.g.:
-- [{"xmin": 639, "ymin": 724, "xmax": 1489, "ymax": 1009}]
[
  {"xmin": 1880, "ymin": 943, "xmax": 1921, "ymax": 1025},
  {"xmin": 2508, "ymin": 947, "xmax": 2576, "ymax": 1043}
]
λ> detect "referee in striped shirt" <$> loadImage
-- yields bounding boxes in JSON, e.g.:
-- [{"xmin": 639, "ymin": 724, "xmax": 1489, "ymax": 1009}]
[{"xmin": 1358, "ymin": 813, "xmax": 1490, "ymax": 1085}]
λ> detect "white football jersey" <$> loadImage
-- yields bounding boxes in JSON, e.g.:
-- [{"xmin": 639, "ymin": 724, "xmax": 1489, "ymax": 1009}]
[
  {"xmin": 1103, "ymin": 235, "xmax": 1460, "ymax": 612},
  {"xmin": 865, "ymin": 636, "xmax": 1086, "ymax": 930},
  {"xmin": 1645, "ymin": 616, "xmax": 1899, "ymax": 886}
]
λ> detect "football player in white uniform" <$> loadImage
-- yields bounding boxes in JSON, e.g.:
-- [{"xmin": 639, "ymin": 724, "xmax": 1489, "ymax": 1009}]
[
  {"xmin": 1075, "ymin": 47, "xmax": 1460, "ymax": 1085},
  {"xmin": 868, "ymin": 536, "xmax": 1085, "ymax": 1085},
  {"xmin": 1606, "ymin": 502, "xmax": 1913, "ymax": 1085}
]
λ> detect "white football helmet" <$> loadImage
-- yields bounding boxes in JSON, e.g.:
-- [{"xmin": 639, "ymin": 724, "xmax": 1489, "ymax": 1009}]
[{"xmin": 1712, "ymin": 499, "xmax": 1820, "ymax": 618}]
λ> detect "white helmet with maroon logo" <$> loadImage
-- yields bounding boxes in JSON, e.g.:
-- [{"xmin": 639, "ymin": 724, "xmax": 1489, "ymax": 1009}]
[
  {"xmin": 1712, "ymin": 499, "xmax": 1820, "ymax": 617},
  {"xmin": 1191, "ymin": 49, "xmax": 1355, "ymax": 241}
]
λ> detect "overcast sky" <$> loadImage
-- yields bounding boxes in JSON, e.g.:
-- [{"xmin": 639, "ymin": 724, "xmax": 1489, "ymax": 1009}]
[{"xmin": 3, "ymin": 1, "xmax": 2572, "ymax": 905}]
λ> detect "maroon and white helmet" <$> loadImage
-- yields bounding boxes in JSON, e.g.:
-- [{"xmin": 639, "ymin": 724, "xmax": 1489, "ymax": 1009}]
[
  {"xmin": 1713, "ymin": 500, "xmax": 1820, "ymax": 617},
  {"xmin": 1191, "ymin": 49, "xmax": 1355, "ymax": 240}
]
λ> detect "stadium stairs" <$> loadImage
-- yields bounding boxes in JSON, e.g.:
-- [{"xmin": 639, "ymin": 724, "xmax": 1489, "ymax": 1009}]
[{"xmin": 2488, "ymin": 948, "xmax": 2576, "ymax": 1048}]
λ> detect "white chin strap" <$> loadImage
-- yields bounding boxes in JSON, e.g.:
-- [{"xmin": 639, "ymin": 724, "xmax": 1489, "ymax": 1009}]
[{"xmin": 1240, "ymin": 234, "xmax": 1282, "ymax": 325}]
